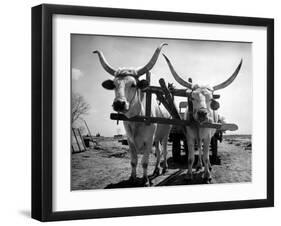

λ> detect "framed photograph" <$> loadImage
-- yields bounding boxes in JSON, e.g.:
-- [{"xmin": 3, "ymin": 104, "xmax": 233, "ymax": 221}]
[{"xmin": 32, "ymin": 4, "xmax": 274, "ymax": 221}]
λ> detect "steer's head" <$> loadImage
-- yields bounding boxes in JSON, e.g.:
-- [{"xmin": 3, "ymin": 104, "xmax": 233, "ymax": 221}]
[
  {"xmin": 163, "ymin": 54, "xmax": 243, "ymax": 123},
  {"xmin": 93, "ymin": 43, "xmax": 167, "ymax": 114}
]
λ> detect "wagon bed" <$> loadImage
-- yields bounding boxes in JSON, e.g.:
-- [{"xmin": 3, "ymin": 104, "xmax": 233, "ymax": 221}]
[{"xmin": 109, "ymin": 72, "xmax": 238, "ymax": 164}]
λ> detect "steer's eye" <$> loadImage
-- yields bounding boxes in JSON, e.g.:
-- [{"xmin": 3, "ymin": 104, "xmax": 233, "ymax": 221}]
[{"xmin": 131, "ymin": 84, "xmax": 136, "ymax": 88}]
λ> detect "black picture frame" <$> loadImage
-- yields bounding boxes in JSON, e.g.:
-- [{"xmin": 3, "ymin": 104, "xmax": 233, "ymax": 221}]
[{"xmin": 32, "ymin": 4, "xmax": 274, "ymax": 222}]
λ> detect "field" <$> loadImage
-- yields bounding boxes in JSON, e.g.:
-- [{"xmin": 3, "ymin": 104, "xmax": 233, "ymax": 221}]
[{"xmin": 71, "ymin": 135, "xmax": 252, "ymax": 190}]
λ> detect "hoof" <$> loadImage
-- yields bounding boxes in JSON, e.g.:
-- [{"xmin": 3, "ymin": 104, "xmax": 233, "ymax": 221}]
[
  {"xmin": 162, "ymin": 167, "xmax": 168, "ymax": 175},
  {"xmin": 202, "ymin": 172, "xmax": 212, "ymax": 183},
  {"xmin": 142, "ymin": 177, "xmax": 151, "ymax": 187},
  {"xmin": 128, "ymin": 176, "xmax": 137, "ymax": 184},
  {"xmin": 153, "ymin": 167, "xmax": 160, "ymax": 177},
  {"xmin": 184, "ymin": 173, "xmax": 193, "ymax": 181},
  {"xmin": 196, "ymin": 166, "xmax": 202, "ymax": 172},
  {"xmin": 203, "ymin": 177, "xmax": 212, "ymax": 184}
]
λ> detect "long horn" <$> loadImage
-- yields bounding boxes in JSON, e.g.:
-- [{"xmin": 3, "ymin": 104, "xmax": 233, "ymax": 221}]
[
  {"xmin": 213, "ymin": 59, "xmax": 243, "ymax": 91},
  {"xmin": 136, "ymin": 43, "xmax": 168, "ymax": 76},
  {"xmin": 162, "ymin": 54, "xmax": 193, "ymax": 89},
  {"xmin": 93, "ymin": 50, "xmax": 117, "ymax": 76}
]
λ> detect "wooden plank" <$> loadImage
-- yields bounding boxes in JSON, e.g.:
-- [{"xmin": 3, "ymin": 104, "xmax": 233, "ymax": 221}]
[
  {"xmin": 109, "ymin": 113, "xmax": 233, "ymax": 129},
  {"xmin": 77, "ymin": 128, "xmax": 87, "ymax": 151},
  {"xmin": 84, "ymin": 119, "xmax": 95, "ymax": 145},
  {"xmin": 145, "ymin": 72, "xmax": 151, "ymax": 125},
  {"xmin": 158, "ymin": 78, "xmax": 188, "ymax": 137},
  {"xmin": 156, "ymin": 93, "xmax": 175, "ymax": 117},
  {"xmin": 159, "ymin": 79, "xmax": 181, "ymax": 119},
  {"xmin": 156, "ymin": 93, "xmax": 187, "ymax": 139},
  {"xmin": 145, "ymin": 93, "xmax": 151, "ymax": 123},
  {"xmin": 72, "ymin": 128, "xmax": 81, "ymax": 153}
]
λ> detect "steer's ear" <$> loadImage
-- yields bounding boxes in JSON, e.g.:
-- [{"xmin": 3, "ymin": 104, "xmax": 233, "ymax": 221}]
[
  {"xmin": 137, "ymin": 79, "xmax": 149, "ymax": 90},
  {"xmin": 102, "ymin": 80, "xmax": 115, "ymax": 90},
  {"xmin": 210, "ymin": 99, "xmax": 220, "ymax": 110}
]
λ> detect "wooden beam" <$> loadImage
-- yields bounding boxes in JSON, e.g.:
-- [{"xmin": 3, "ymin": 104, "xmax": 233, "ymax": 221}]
[
  {"xmin": 110, "ymin": 113, "xmax": 225, "ymax": 129},
  {"xmin": 77, "ymin": 128, "xmax": 87, "ymax": 151},
  {"xmin": 158, "ymin": 79, "xmax": 188, "ymax": 137},
  {"xmin": 84, "ymin": 119, "xmax": 95, "ymax": 145},
  {"xmin": 159, "ymin": 79, "xmax": 181, "ymax": 119},
  {"xmin": 72, "ymin": 128, "xmax": 81, "ymax": 153},
  {"xmin": 156, "ymin": 93, "xmax": 175, "ymax": 117},
  {"xmin": 145, "ymin": 72, "xmax": 152, "ymax": 125}
]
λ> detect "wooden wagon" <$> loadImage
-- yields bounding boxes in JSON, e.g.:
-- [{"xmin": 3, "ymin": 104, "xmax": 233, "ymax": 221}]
[{"xmin": 110, "ymin": 72, "xmax": 238, "ymax": 164}]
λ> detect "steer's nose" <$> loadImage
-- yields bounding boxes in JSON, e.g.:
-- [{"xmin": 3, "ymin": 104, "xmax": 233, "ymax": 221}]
[
  {"xmin": 197, "ymin": 109, "xmax": 208, "ymax": 121},
  {"xmin": 113, "ymin": 100, "xmax": 126, "ymax": 112}
]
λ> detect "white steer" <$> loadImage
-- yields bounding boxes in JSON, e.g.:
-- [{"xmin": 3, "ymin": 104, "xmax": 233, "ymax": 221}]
[
  {"xmin": 94, "ymin": 43, "xmax": 172, "ymax": 185},
  {"xmin": 163, "ymin": 54, "xmax": 242, "ymax": 182}
]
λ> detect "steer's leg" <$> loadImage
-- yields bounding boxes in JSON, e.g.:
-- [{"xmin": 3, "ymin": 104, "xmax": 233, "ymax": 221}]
[
  {"xmin": 128, "ymin": 140, "xmax": 138, "ymax": 183},
  {"xmin": 202, "ymin": 138, "xmax": 212, "ymax": 183},
  {"xmin": 141, "ymin": 141, "xmax": 152, "ymax": 186},
  {"xmin": 161, "ymin": 135, "xmax": 169, "ymax": 174},
  {"xmin": 195, "ymin": 138, "xmax": 203, "ymax": 171},
  {"xmin": 153, "ymin": 140, "xmax": 161, "ymax": 176},
  {"xmin": 186, "ymin": 139, "xmax": 195, "ymax": 181}
]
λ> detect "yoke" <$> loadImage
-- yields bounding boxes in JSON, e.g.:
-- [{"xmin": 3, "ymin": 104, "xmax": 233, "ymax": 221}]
[{"xmin": 110, "ymin": 72, "xmax": 238, "ymax": 132}]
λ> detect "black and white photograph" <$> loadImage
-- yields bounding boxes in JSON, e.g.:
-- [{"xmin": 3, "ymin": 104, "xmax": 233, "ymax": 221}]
[
  {"xmin": 29, "ymin": 3, "xmax": 274, "ymax": 222},
  {"xmin": 71, "ymin": 34, "xmax": 252, "ymax": 190}
]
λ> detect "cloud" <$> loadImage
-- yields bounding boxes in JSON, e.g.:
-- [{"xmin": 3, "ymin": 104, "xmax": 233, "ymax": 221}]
[{"xmin": 72, "ymin": 68, "xmax": 84, "ymax": 80}]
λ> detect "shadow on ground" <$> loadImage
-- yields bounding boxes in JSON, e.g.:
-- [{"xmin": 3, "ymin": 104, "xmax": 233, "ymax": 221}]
[
  {"xmin": 163, "ymin": 171, "xmax": 211, "ymax": 186},
  {"xmin": 105, "ymin": 177, "xmax": 147, "ymax": 189},
  {"xmin": 166, "ymin": 154, "xmax": 221, "ymax": 170},
  {"xmin": 104, "ymin": 155, "xmax": 215, "ymax": 188}
]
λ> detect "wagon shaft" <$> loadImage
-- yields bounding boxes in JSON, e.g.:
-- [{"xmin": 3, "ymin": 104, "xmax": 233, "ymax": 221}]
[{"xmin": 110, "ymin": 113, "xmax": 238, "ymax": 130}]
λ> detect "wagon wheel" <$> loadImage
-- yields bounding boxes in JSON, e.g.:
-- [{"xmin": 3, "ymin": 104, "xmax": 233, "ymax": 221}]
[{"xmin": 172, "ymin": 137, "xmax": 181, "ymax": 162}]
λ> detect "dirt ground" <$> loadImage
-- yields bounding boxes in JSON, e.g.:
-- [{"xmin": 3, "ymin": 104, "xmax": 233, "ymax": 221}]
[{"xmin": 71, "ymin": 135, "xmax": 251, "ymax": 190}]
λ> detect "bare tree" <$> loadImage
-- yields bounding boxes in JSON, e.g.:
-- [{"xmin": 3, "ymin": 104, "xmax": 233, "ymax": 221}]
[{"xmin": 72, "ymin": 93, "xmax": 90, "ymax": 123}]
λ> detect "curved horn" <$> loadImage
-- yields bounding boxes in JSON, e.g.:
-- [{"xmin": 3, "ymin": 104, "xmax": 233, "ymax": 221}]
[
  {"xmin": 213, "ymin": 59, "xmax": 243, "ymax": 91},
  {"xmin": 136, "ymin": 43, "xmax": 168, "ymax": 76},
  {"xmin": 93, "ymin": 50, "xmax": 117, "ymax": 76},
  {"xmin": 162, "ymin": 54, "xmax": 193, "ymax": 89}
]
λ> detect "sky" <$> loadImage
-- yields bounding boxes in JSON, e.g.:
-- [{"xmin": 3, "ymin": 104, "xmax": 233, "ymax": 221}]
[{"xmin": 71, "ymin": 34, "xmax": 252, "ymax": 137}]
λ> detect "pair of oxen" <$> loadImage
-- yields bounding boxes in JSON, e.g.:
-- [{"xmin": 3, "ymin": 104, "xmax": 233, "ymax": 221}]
[{"xmin": 93, "ymin": 43, "xmax": 242, "ymax": 185}]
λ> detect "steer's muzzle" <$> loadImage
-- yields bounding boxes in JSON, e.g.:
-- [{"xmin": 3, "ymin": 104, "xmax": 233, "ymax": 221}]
[
  {"xmin": 197, "ymin": 109, "xmax": 208, "ymax": 122},
  {"xmin": 113, "ymin": 100, "xmax": 127, "ymax": 112}
]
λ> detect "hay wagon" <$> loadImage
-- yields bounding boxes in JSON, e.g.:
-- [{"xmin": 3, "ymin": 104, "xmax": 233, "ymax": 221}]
[{"xmin": 110, "ymin": 72, "xmax": 237, "ymax": 165}]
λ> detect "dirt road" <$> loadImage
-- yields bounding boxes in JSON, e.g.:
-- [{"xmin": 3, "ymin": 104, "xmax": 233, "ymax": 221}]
[{"xmin": 71, "ymin": 136, "xmax": 251, "ymax": 190}]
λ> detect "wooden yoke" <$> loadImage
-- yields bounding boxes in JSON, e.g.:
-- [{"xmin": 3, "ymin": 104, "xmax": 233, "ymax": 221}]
[
  {"xmin": 110, "ymin": 77, "xmax": 238, "ymax": 132},
  {"xmin": 145, "ymin": 72, "xmax": 152, "ymax": 125}
]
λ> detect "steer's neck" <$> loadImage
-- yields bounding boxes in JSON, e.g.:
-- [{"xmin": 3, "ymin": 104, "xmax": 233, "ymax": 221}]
[{"xmin": 124, "ymin": 90, "xmax": 145, "ymax": 118}]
